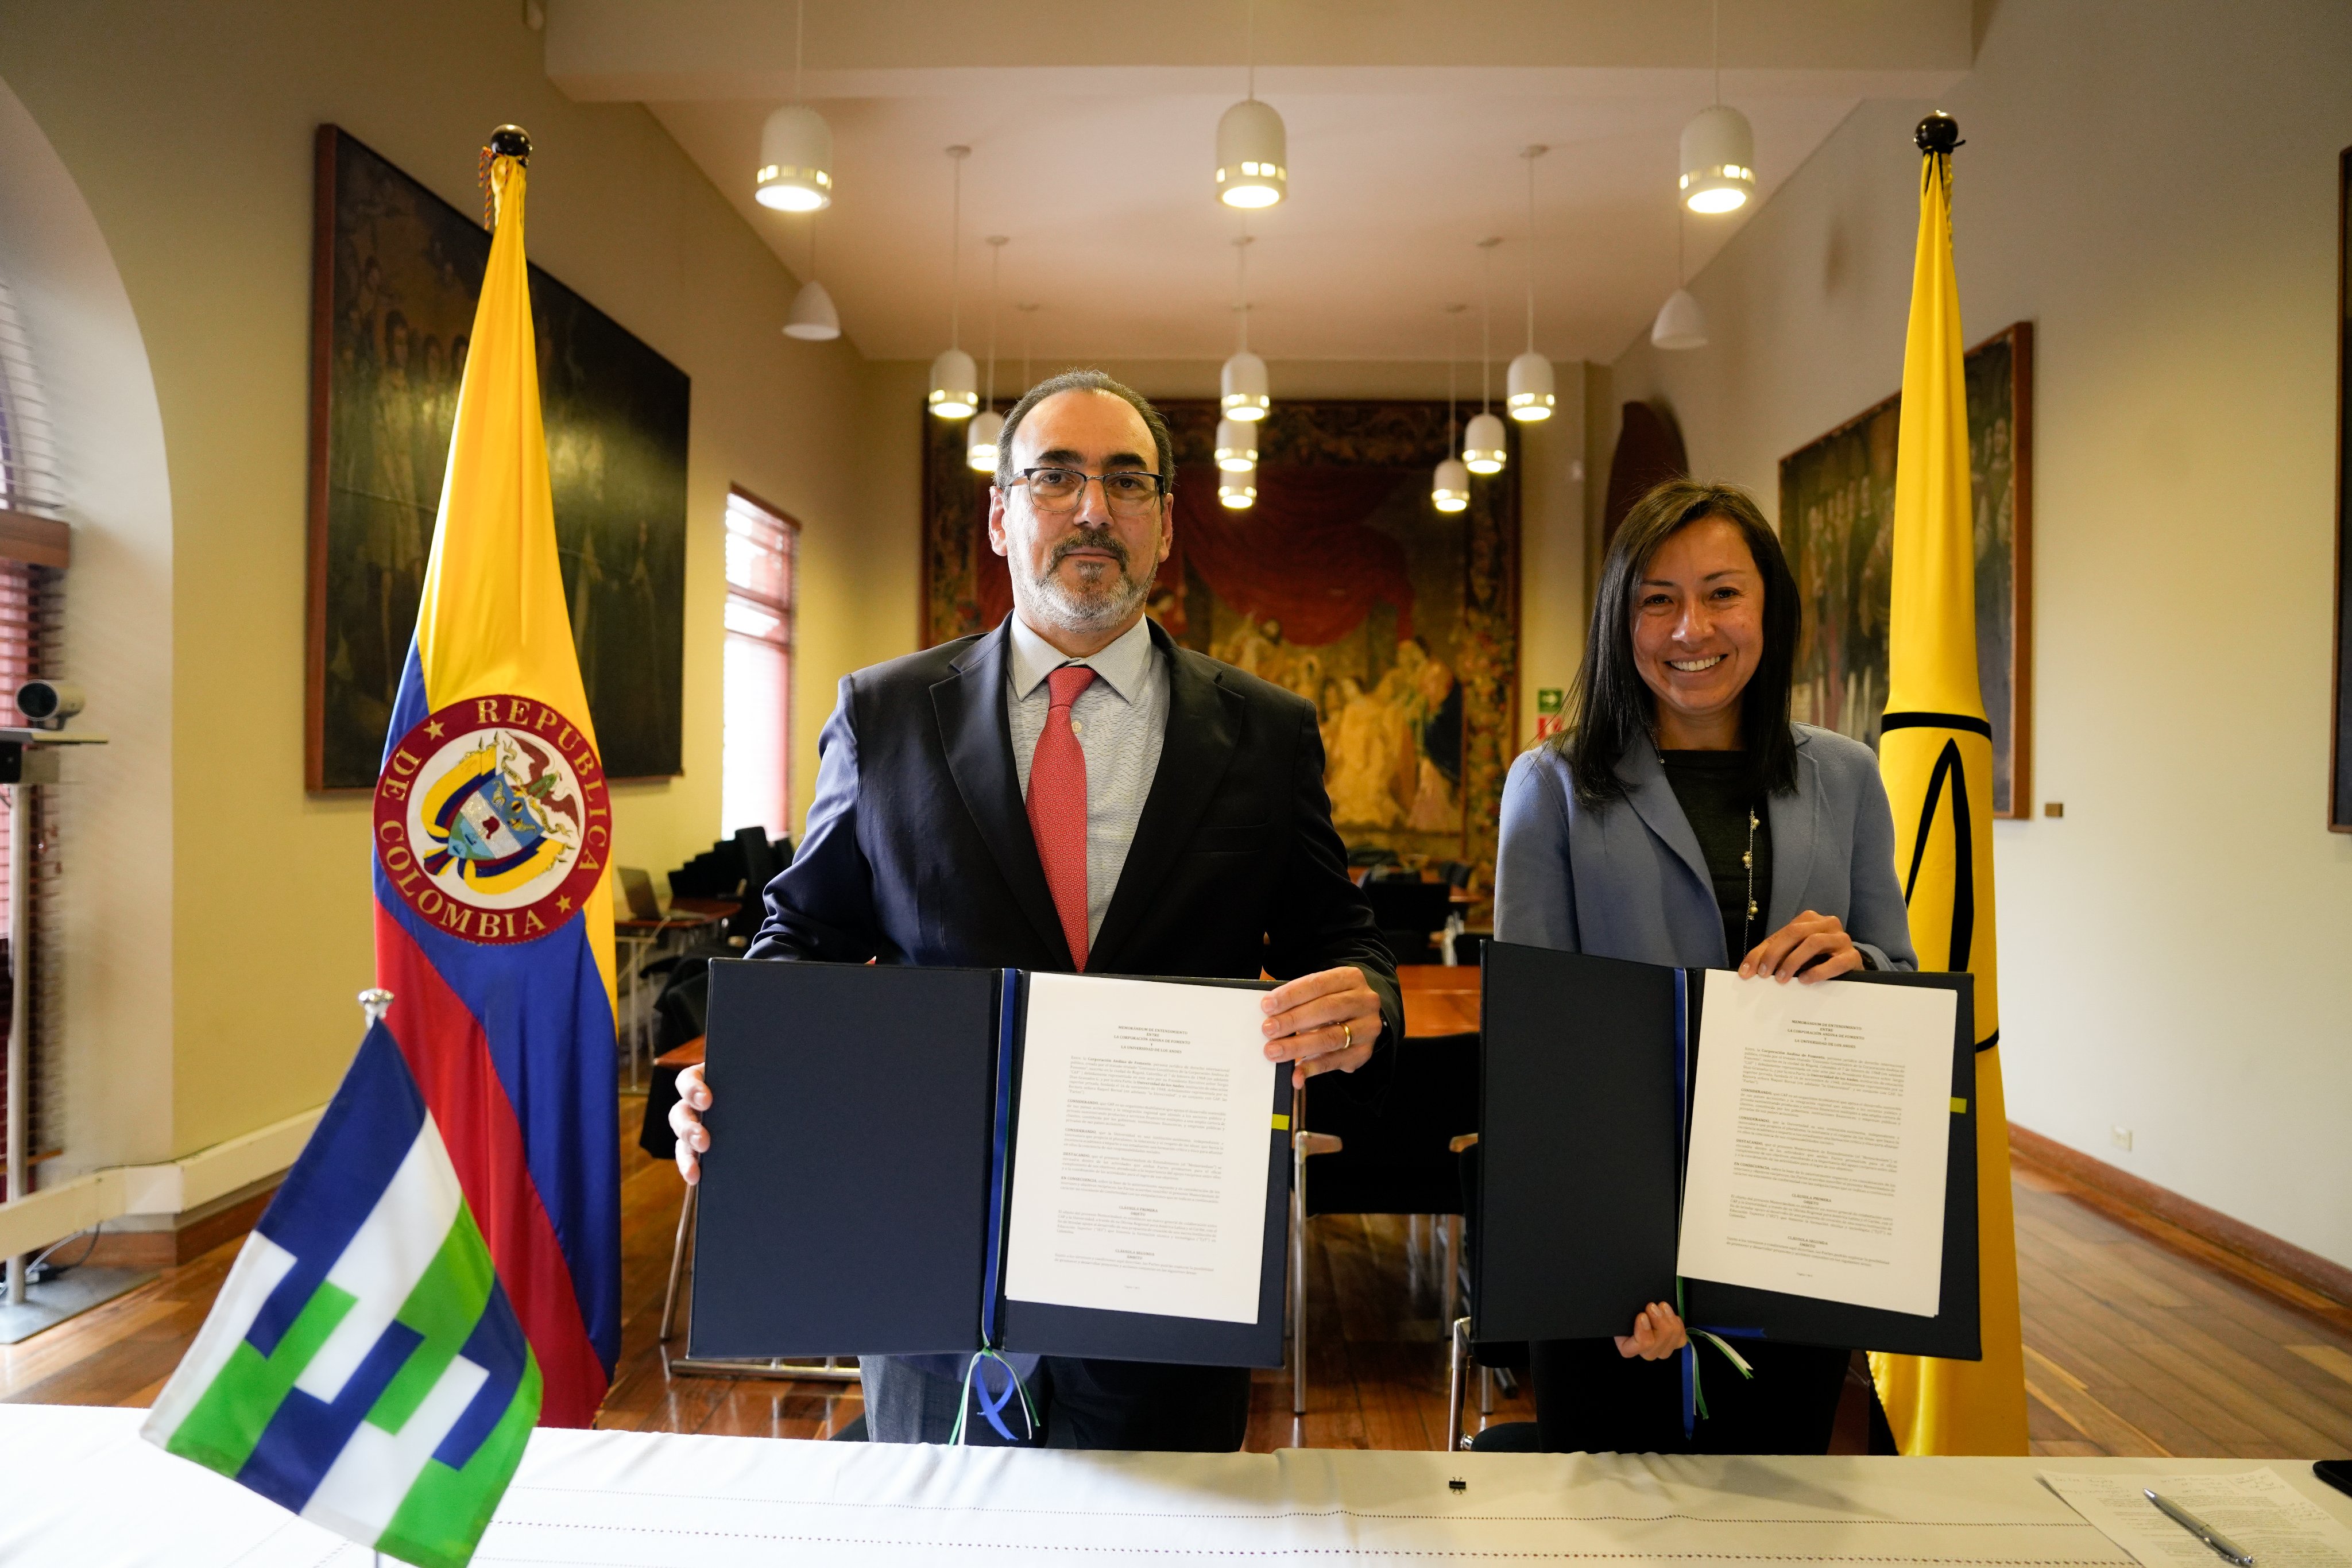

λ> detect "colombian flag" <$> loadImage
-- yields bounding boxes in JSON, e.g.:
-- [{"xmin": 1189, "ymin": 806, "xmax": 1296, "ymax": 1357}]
[
  {"xmin": 368, "ymin": 136, "xmax": 620, "ymax": 1430},
  {"xmin": 1867, "ymin": 119, "xmax": 2029, "ymax": 1455}
]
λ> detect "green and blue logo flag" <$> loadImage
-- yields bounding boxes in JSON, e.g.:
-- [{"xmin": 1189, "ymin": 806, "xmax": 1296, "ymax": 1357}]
[{"xmin": 141, "ymin": 1019, "xmax": 541, "ymax": 1568}]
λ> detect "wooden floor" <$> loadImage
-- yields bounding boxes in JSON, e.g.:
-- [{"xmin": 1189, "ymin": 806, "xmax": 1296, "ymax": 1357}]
[{"xmin": 9, "ymin": 1098, "xmax": 2352, "ymax": 1459}]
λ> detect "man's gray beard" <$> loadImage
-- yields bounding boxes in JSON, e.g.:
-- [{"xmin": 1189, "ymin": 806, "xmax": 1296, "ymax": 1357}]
[{"xmin": 1027, "ymin": 539, "xmax": 1152, "ymax": 632}]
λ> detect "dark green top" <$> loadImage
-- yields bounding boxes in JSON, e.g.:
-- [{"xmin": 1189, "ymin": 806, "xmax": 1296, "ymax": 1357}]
[{"xmin": 1659, "ymin": 750, "xmax": 1773, "ymax": 966}]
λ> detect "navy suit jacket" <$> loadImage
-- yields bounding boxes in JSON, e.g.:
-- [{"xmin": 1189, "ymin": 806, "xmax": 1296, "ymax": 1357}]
[{"xmin": 748, "ymin": 617, "xmax": 1403, "ymax": 1049}]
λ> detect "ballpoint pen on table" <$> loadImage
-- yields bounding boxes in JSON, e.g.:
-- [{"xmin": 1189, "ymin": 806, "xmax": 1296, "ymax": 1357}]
[{"xmin": 2144, "ymin": 1488, "xmax": 2257, "ymax": 1566}]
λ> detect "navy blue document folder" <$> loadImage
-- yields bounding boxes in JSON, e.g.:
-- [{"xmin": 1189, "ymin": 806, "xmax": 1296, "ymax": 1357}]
[
  {"xmin": 1475, "ymin": 942, "xmax": 1981, "ymax": 1360},
  {"xmin": 690, "ymin": 959, "xmax": 1290, "ymax": 1369}
]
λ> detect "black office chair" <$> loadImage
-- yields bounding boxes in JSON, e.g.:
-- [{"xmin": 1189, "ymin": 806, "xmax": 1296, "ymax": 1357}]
[
  {"xmin": 1364, "ymin": 878, "xmax": 1455, "ymax": 965},
  {"xmin": 636, "ymin": 945, "xmax": 733, "ymax": 1162},
  {"xmin": 1292, "ymin": 1031, "xmax": 1480, "ymax": 1416}
]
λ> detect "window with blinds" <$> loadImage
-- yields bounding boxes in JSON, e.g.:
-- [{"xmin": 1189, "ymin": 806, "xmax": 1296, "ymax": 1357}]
[
  {"xmin": 0, "ymin": 272, "xmax": 69, "ymax": 1197},
  {"xmin": 720, "ymin": 487, "xmax": 797, "ymax": 842}
]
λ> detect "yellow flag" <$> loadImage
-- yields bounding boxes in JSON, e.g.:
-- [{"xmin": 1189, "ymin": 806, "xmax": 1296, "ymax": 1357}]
[{"xmin": 1867, "ymin": 118, "xmax": 2029, "ymax": 1456}]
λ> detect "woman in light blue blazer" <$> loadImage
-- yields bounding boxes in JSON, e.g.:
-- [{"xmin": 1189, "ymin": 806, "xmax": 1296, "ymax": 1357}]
[{"xmin": 1492, "ymin": 478, "xmax": 1916, "ymax": 1455}]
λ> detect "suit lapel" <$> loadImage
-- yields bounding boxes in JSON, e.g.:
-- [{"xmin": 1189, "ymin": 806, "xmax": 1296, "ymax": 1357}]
[
  {"xmin": 1088, "ymin": 628, "xmax": 1241, "ymax": 972},
  {"xmin": 1618, "ymin": 741, "xmax": 1718, "ymax": 908},
  {"xmin": 1765, "ymin": 729, "xmax": 1821, "ymax": 932},
  {"xmin": 931, "ymin": 620, "xmax": 1073, "ymax": 966}
]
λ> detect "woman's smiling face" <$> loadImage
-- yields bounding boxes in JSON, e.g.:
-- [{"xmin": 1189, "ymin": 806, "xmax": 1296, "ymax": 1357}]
[{"xmin": 1628, "ymin": 516, "xmax": 1765, "ymax": 747}]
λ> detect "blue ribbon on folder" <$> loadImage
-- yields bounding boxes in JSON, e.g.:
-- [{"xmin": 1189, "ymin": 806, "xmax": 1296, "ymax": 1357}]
[
  {"xmin": 1672, "ymin": 968, "xmax": 1759, "ymax": 1438},
  {"xmin": 953, "ymin": 969, "xmax": 1037, "ymax": 1445}
]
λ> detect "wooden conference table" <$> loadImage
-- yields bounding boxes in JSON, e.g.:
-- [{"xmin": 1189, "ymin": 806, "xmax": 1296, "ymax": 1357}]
[
  {"xmin": 1398, "ymin": 961, "xmax": 1481, "ymax": 1038},
  {"xmin": 10, "ymin": 1404, "xmax": 2348, "ymax": 1566}
]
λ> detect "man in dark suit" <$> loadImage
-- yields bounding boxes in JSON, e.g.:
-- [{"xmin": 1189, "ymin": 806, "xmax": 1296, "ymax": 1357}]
[{"xmin": 670, "ymin": 369, "xmax": 1401, "ymax": 1451}]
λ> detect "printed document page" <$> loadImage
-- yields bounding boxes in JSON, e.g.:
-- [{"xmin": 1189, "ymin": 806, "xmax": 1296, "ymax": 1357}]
[
  {"xmin": 1003, "ymin": 973, "xmax": 1272, "ymax": 1323},
  {"xmin": 1676, "ymin": 974, "xmax": 1956, "ymax": 1315},
  {"xmin": 2042, "ymin": 1469, "xmax": 2352, "ymax": 1567}
]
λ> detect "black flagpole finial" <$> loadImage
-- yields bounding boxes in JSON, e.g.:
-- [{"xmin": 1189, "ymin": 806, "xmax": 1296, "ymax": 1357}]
[
  {"xmin": 1914, "ymin": 113, "xmax": 1962, "ymax": 155},
  {"xmin": 487, "ymin": 124, "xmax": 532, "ymax": 161}
]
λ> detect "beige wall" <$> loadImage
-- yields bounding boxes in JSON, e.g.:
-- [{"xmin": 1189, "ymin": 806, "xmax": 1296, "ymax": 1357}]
[
  {"xmin": 0, "ymin": 0, "xmax": 897, "ymax": 1167},
  {"xmin": 1608, "ymin": 0, "xmax": 2352, "ymax": 1264}
]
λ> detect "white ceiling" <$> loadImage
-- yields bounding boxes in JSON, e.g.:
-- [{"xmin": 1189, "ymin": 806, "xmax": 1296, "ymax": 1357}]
[{"xmin": 547, "ymin": 1, "xmax": 1971, "ymax": 366}]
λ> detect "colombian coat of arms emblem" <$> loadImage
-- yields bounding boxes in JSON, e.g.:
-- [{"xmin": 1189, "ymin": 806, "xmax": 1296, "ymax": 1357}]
[{"xmin": 373, "ymin": 695, "xmax": 610, "ymax": 943}]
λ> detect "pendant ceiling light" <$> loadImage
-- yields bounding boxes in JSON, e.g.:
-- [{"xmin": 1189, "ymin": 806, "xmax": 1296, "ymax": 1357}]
[
  {"xmin": 1214, "ymin": 418, "xmax": 1258, "ymax": 473},
  {"xmin": 967, "ymin": 238, "xmax": 1009, "ymax": 471},
  {"xmin": 927, "ymin": 146, "xmax": 978, "ymax": 419},
  {"xmin": 1679, "ymin": 0, "xmax": 1755, "ymax": 214},
  {"xmin": 1214, "ymin": 0, "xmax": 1286, "ymax": 208},
  {"xmin": 783, "ymin": 210, "xmax": 841, "ymax": 340},
  {"xmin": 1651, "ymin": 209, "xmax": 1709, "ymax": 350},
  {"xmin": 1218, "ymin": 464, "xmax": 1259, "ymax": 509},
  {"xmin": 1433, "ymin": 304, "xmax": 1469, "ymax": 513},
  {"xmin": 1220, "ymin": 233, "xmax": 1270, "ymax": 421},
  {"xmin": 756, "ymin": 0, "xmax": 834, "ymax": 212},
  {"xmin": 1462, "ymin": 239, "xmax": 1507, "ymax": 475},
  {"xmin": 1506, "ymin": 145, "xmax": 1556, "ymax": 422}
]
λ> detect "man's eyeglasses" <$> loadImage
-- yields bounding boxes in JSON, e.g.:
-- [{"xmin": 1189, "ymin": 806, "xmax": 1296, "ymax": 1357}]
[{"xmin": 1005, "ymin": 467, "xmax": 1167, "ymax": 517}]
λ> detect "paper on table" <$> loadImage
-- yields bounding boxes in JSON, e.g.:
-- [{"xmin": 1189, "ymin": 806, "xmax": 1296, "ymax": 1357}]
[
  {"xmin": 1676, "ymin": 973, "xmax": 1956, "ymax": 1315},
  {"xmin": 1002, "ymin": 973, "xmax": 1273, "ymax": 1324},
  {"xmin": 2042, "ymin": 1469, "xmax": 2352, "ymax": 1567}
]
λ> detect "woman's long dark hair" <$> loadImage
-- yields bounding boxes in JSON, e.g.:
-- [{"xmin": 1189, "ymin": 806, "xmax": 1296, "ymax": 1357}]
[{"xmin": 1553, "ymin": 478, "xmax": 1801, "ymax": 810}]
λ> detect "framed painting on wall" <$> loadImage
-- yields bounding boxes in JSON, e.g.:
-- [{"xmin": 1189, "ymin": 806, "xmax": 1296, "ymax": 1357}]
[
  {"xmin": 921, "ymin": 398, "xmax": 1519, "ymax": 882},
  {"xmin": 1778, "ymin": 321, "xmax": 2034, "ymax": 818},
  {"xmin": 2332, "ymin": 146, "xmax": 2351, "ymax": 831},
  {"xmin": 305, "ymin": 125, "xmax": 691, "ymax": 791}
]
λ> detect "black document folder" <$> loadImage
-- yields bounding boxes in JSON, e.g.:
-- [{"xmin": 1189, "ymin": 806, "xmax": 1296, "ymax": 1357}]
[
  {"xmin": 689, "ymin": 959, "xmax": 1290, "ymax": 1369},
  {"xmin": 1476, "ymin": 941, "xmax": 1980, "ymax": 1360}
]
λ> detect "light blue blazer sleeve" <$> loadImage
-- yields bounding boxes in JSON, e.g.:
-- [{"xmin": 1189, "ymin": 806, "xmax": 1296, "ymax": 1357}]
[{"xmin": 1494, "ymin": 748, "xmax": 1583, "ymax": 952}]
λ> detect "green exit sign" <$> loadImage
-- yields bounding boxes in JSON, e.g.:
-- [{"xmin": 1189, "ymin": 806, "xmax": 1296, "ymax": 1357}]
[{"xmin": 1535, "ymin": 687, "xmax": 1565, "ymax": 715}]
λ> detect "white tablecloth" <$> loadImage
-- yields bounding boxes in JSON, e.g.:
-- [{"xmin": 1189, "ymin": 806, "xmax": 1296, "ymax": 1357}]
[{"xmin": 5, "ymin": 1404, "xmax": 2347, "ymax": 1566}]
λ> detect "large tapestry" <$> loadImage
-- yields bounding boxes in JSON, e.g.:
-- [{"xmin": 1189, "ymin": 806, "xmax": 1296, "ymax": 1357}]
[
  {"xmin": 1778, "ymin": 323, "xmax": 2034, "ymax": 817},
  {"xmin": 305, "ymin": 126, "xmax": 691, "ymax": 791},
  {"xmin": 922, "ymin": 399, "xmax": 1519, "ymax": 882}
]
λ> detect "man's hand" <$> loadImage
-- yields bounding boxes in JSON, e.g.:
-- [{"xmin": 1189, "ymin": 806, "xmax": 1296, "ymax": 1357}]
[
  {"xmin": 1615, "ymin": 1300, "xmax": 1688, "ymax": 1361},
  {"xmin": 1739, "ymin": 909, "xmax": 1866, "ymax": 984},
  {"xmin": 1262, "ymin": 965, "xmax": 1382, "ymax": 1089},
  {"xmin": 668, "ymin": 1063, "xmax": 711, "ymax": 1185}
]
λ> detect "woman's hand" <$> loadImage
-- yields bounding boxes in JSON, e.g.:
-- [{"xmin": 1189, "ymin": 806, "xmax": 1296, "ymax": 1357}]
[
  {"xmin": 1739, "ymin": 909, "xmax": 1865, "ymax": 984},
  {"xmin": 1616, "ymin": 1300, "xmax": 1688, "ymax": 1360}
]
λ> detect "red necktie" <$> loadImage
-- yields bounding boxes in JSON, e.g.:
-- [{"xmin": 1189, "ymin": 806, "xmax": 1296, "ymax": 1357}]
[{"xmin": 1027, "ymin": 664, "xmax": 1097, "ymax": 970}]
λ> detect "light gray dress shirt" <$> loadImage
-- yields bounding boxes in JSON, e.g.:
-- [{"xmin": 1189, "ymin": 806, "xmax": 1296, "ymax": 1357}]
[{"xmin": 1005, "ymin": 613, "xmax": 1170, "ymax": 948}]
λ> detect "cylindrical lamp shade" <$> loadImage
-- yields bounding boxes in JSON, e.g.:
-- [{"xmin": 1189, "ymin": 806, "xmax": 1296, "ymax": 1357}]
[
  {"xmin": 1214, "ymin": 417, "xmax": 1259, "ymax": 472},
  {"xmin": 1218, "ymin": 463, "xmax": 1258, "ymax": 509},
  {"xmin": 783, "ymin": 278, "xmax": 841, "ymax": 340},
  {"xmin": 1214, "ymin": 98, "xmax": 1287, "ymax": 208},
  {"xmin": 1462, "ymin": 412, "xmax": 1508, "ymax": 475},
  {"xmin": 928, "ymin": 347, "xmax": 978, "ymax": 419},
  {"xmin": 1678, "ymin": 103, "xmax": 1755, "ymax": 214},
  {"xmin": 966, "ymin": 409, "xmax": 1005, "ymax": 473},
  {"xmin": 1506, "ymin": 350, "xmax": 1555, "ymax": 422},
  {"xmin": 1651, "ymin": 288, "xmax": 1709, "ymax": 350},
  {"xmin": 755, "ymin": 104, "xmax": 835, "ymax": 212},
  {"xmin": 1220, "ymin": 350, "xmax": 1270, "ymax": 421},
  {"xmin": 1432, "ymin": 457, "xmax": 1471, "ymax": 513}
]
